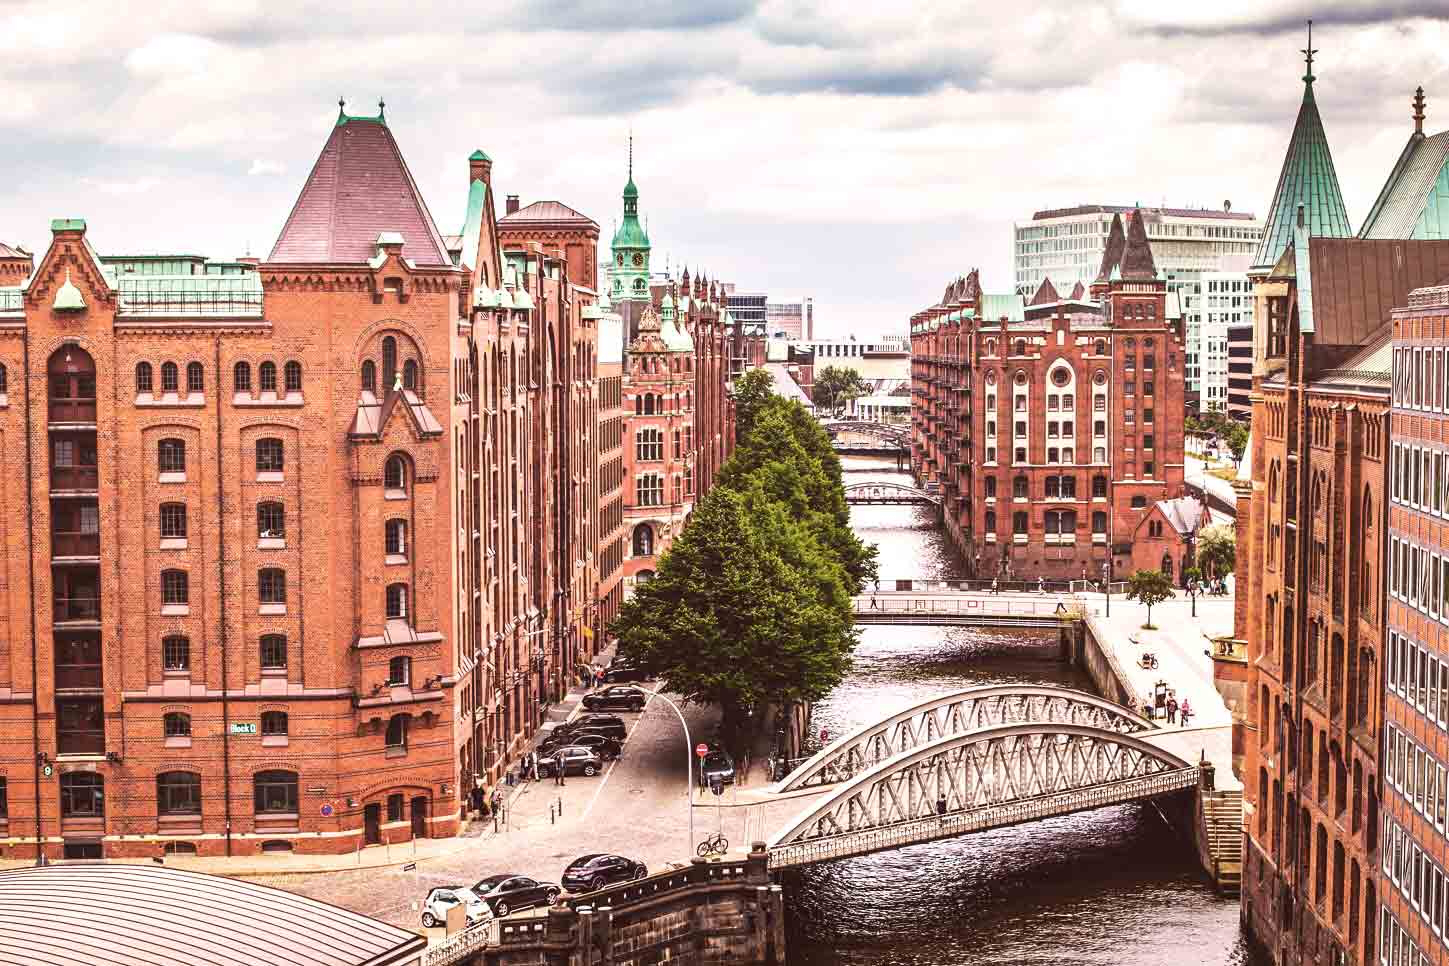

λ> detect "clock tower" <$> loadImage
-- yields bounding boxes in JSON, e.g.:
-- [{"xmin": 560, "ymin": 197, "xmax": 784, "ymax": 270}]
[{"xmin": 609, "ymin": 135, "xmax": 651, "ymax": 308}]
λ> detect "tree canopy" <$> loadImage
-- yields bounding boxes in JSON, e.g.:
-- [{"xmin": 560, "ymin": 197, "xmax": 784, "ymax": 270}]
[
  {"xmin": 1125, "ymin": 569, "xmax": 1175, "ymax": 628},
  {"xmin": 812, "ymin": 365, "xmax": 871, "ymax": 416},
  {"xmin": 1197, "ymin": 523, "xmax": 1236, "ymax": 578}
]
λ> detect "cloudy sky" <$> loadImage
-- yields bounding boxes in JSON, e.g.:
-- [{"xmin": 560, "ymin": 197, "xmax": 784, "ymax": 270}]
[{"xmin": 3, "ymin": 1, "xmax": 1447, "ymax": 337}]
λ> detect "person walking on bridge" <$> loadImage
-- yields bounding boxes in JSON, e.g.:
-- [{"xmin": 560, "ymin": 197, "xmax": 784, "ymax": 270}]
[
  {"xmin": 1180, "ymin": 699, "xmax": 1193, "ymax": 727},
  {"xmin": 1166, "ymin": 696, "xmax": 1179, "ymax": 724}
]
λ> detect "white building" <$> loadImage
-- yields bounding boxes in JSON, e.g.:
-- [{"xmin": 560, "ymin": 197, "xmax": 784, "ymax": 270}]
[
  {"xmin": 791, "ymin": 336, "xmax": 910, "ymax": 381},
  {"xmin": 1183, "ymin": 265, "xmax": 1253, "ymax": 412}
]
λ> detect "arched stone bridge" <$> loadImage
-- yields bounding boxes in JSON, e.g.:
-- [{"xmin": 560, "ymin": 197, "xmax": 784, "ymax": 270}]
[
  {"xmin": 765, "ymin": 722, "xmax": 1197, "ymax": 869},
  {"xmin": 777, "ymin": 684, "xmax": 1153, "ymax": 791},
  {"xmin": 823, "ymin": 420, "xmax": 910, "ymax": 447},
  {"xmin": 843, "ymin": 482, "xmax": 940, "ymax": 505}
]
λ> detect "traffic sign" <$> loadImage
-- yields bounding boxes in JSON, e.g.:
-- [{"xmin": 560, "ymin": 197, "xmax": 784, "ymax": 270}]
[
  {"xmin": 695, "ymin": 743, "xmax": 709, "ymax": 758},
  {"xmin": 320, "ymin": 803, "xmax": 334, "ymax": 817}
]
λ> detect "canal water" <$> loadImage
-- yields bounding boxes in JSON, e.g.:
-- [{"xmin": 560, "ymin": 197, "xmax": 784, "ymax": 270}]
[{"xmin": 781, "ymin": 457, "xmax": 1265, "ymax": 965}]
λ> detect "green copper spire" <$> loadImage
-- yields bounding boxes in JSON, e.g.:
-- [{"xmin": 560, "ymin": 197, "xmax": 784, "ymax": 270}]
[
  {"xmin": 1251, "ymin": 20, "xmax": 1352, "ymax": 273},
  {"xmin": 610, "ymin": 131, "xmax": 651, "ymax": 301}
]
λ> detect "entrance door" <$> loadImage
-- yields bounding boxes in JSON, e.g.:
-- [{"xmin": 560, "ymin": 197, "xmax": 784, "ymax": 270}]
[
  {"xmin": 410, "ymin": 797, "xmax": 428, "ymax": 839},
  {"xmin": 364, "ymin": 803, "xmax": 381, "ymax": 845}
]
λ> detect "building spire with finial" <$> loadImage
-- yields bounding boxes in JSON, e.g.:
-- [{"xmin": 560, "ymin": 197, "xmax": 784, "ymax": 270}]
[
  {"xmin": 337, "ymin": 96, "xmax": 347, "ymax": 122},
  {"xmin": 1301, "ymin": 19, "xmax": 1317, "ymax": 85},
  {"xmin": 377, "ymin": 97, "xmax": 386, "ymax": 122},
  {"xmin": 628, "ymin": 127, "xmax": 633, "ymax": 183},
  {"xmin": 1414, "ymin": 86, "xmax": 1427, "ymax": 135}
]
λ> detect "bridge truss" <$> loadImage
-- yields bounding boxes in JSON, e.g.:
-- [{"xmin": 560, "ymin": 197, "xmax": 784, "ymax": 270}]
[
  {"xmin": 766, "ymin": 723, "xmax": 1197, "ymax": 868},
  {"xmin": 777, "ymin": 684, "xmax": 1152, "ymax": 791},
  {"xmin": 824, "ymin": 421, "xmax": 910, "ymax": 447},
  {"xmin": 843, "ymin": 482, "xmax": 939, "ymax": 505}
]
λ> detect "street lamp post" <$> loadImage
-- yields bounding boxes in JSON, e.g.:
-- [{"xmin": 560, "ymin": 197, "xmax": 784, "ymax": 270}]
[
  {"xmin": 1102, "ymin": 559, "xmax": 1111, "ymax": 618},
  {"xmin": 635, "ymin": 685, "xmax": 694, "ymax": 855}
]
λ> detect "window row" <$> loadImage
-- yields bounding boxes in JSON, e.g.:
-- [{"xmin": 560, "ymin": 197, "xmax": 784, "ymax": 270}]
[
  {"xmin": 156, "ymin": 438, "xmax": 290, "ymax": 476},
  {"xmin": 1385, "ymin": 723, "xmax": 1449, "ymax": 835},
  {"xmin": 160, "ymin": 569, "xmax": 289, "ymax": 607},
  {"xmin": 1391, "ymin": 442, "xmax": 1449, "ymax": 516},
  {"xmin": 982, "ymin": 509, "xmax": 1103, "ymax": 534},
  {"xmin": 162, "ymin": 709, "xmax": 288, "ymax": 739},
  {"xmin": 1388, "ymin": 535, "xmax": 1449, "ymax": 628},
  {"xmin": 632, "ymin": 391, "xmax": 691, "ymax": 415},
  {"xmin": 1387, "ymin": 630, "xmax": 1449, "ymax": 731},
  {"xmin": 1382, "ymin": 812, "xmax": 1449, "ymax": 958},
  {"xmin": 135, "ymin": 361, "xmax": 205, "ymax": 395},
  {"xmin": 1393, "ymin": 344, "xmax": 1449, "ymax": 413},
  {"xmin": 1380, "ymin": 906, "xmax": 1425, "ymax": 966},
  {"xmin": 232, "ymin": 360, "xmax": 304, "ymax": 394}
]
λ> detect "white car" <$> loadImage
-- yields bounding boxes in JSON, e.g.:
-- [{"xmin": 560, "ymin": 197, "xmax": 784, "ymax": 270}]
[{"xmin": 421, "ymin": 886, "xmax": 493, "ymax": 929}]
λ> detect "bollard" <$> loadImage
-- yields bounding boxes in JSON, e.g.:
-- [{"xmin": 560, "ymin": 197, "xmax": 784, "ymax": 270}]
[
  {"xmin": 550, "ymin": 803, "xmax": 556, "ymax": 825},
  {"xmin": 557, "ymin": 796, "xmax": 563, "ymax": 815}
]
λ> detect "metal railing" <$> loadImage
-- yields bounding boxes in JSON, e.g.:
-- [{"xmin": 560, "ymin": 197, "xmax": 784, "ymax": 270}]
[
  {"xmin": 423, "ymin": 922, "xmax": 491, "ymax": 965},
  {"xmin": 116, "ymin": 276, "xmax": 263, "ymax": 317},
  {"xmin": 768, "ymin": 767, "xmax": 1199, "ymax": 868},
  {"xmin": 51, "ymin": 531, "xmax": 99, "ymax": 558},
  {"xmin": 57, "ymin": 728, "xmax": 105, "ymax": 756},
  {"xmin": 55, "ymin": 664, "xmax": 102, "ymax": 690},
  {"xmin": 50, "ymin": 465, "xmax": 98, "ymax": 491},
  {"xmin": 854, "ymin": 596, "xmax": 1077, "ymax": 618},
  {"xmin": 47, "ymin": 398, "xmax": 96, "ymax": 423}
]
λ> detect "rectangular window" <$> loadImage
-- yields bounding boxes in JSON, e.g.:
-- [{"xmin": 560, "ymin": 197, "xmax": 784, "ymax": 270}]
[{"xmin": 160, "ymin": 503, "xmax": 187, "ymax": 539}]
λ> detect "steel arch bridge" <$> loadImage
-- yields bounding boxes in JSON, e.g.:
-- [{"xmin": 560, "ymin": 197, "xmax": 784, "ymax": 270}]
[
  {"xmin": 777, "ymin": 684, "xmax": 1153, "ymax": 791},
  {"xmin": 766, "ymin": 723, "xmax": 1197, "ymax": 868},
  {"xmin": 843, "ymin": 482, "xmax": 940, "ymax": 505},
  {"xmin": 824, "ymin": 421, "xmax": 910, "ymax": 446}
]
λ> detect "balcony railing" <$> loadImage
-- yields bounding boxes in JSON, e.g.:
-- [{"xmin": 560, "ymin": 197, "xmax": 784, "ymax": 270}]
[
  {"xmin": 48, "ymin": 398, "xmax": 97, "ymax": 423},
  {"xmin": 58, "ymin": 728, "xmax": 105, "ymax": 756},
  {"xmin": 54, "ymin": 597, "xmax": 101, "ymax": 623},
  {"xmin": 50, "ymin": 465, "xmax": 98, "ymax": 491},
  {"xmin": 52, "ymin": 532, "xmax": 100, "ymax": 558},
  {"xmin": 55, "ymin": 664, "xmax": 102, "ymax": 690}
]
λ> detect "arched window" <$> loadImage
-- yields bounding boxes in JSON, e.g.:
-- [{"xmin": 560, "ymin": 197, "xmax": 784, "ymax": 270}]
[
  {"xmin": 283, "ymin": 360, "xmax": 302, "ymax": 393},
  {"xmin": 385, "ymin": 519, "xmax": 407, "ymax": 556},
  {"xmin": 261, "ymin": 710, "xmax": 288, "ymax": 736},
  {"xmin": 361, "ymin": 360, "xmax": 376, "ymax": 394},
  {"xmin": 386, "ymin": 583, "xmax": 408, "ymax": 619},
  {"xmin": 158, "ymin": 438, "xmax": 186, "ymax": 475},
  {"xmin": 256, "ymin": 438, "xmax": 284, "ymax": 474},
  {"xmin": 258, "ymin": 568, "xmax": 286, "ymax": 605},
  {"xmin": 644, "ymin": 394, "xmax": 657, "ymax": 415},
  {"xmin": 161, "ymin": 569, "xmax": 189, "ymax": 605},
  {"xmin": 162, "ymin": 634, "xmax": 190, "ymax": 671},
  {"xmin": 403, "ymin": 358, "xmax": 418, "ymax": 391},
  {"xmin": 233, "ymin": 361, "xmax": 251, "ymax": 391},
  {"xmin": 160, "ymin": 502, "xmax": 187, "ymax": 539},
  {"xmin": 60, "ymin": 772, "xmax": 104, "ymax": 817},
  {"xmin": 384, "ymin": 454, "xmax": 407, "ymax": 492},
  {"xmin": 258, "ymin": 361, "xmax": 277, "ymax": 392},
  {"xmin": 382, "ymin": 336, "xmax": 398, "ymax": 388},
  {"xmin": 186, "ymin": 362, "xmax": 204, "ymax": 393},
  {"xmin": 386, "ymin": 713, "xmax": 410, "ymax": 749},
  {"xmin": 257, "ymin": 501, "xmax": 285, "ymax": 539},
  {"xmin": 634, "ymin": 395, "xmax": 642, "ymax": 415},
  {"xmin": 253, "ymin": 770, "xmax": 298, "ymax": 814},
  {"xmin": 260, "ymin": 634, "xmax": 287, "ymax": 670},
  {"xmin": 161, "ymin": 361, "xmax": 178, "ymax": 393},
  {"xmin": 136, "ymin": 361, "xmax": 154, "ymax": 393},
  {"xmin": 163, "ymin": 712, "xmax": 191, "ymax": 737},
  {"xmin": 633, "ymin": 523, "xmax": 654, "ymax": 557}
]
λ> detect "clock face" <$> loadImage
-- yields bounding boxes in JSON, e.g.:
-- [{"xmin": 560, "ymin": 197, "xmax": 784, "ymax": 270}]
[{"xmin": 632, "ymin": 253, "xmax": 643, "ymax": 267}]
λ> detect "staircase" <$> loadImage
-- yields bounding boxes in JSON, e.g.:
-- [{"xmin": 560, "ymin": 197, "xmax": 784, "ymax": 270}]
[{"xmin": 1199, "ymin": 788, "xmax": 1244, "ymax": 895}]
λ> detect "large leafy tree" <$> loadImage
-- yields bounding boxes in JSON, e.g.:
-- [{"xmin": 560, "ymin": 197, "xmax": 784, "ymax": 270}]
[
  {"xmin": 813, "ymin": 365, "xmax": 870, "ymax": 416},
  {"xmin": 1197, "ymin": 523, "xmax": 1236, "ymax": 578},
  {"xmin": 731, "ymin": 368, "xmax": 777, "ymax": 441}
]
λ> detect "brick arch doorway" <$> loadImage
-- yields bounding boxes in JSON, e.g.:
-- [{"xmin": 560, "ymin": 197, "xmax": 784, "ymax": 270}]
[{"xmin": 410, "ymin": 796, "xmax": 429, "ymax": 839}]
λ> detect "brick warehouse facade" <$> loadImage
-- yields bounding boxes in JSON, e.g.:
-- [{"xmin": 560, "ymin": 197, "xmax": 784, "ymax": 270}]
[
  {"xmin": 0, "ymin": 108, "xmax": 734, "ymax": 860},
  {"xmin": 909, "ymin": 211, "xmax": 1187, "ymax": 583}
]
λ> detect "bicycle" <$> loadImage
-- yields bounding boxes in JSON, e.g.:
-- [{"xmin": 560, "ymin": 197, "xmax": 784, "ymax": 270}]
[{"xmin": 697, "ymin": 832, "xmax": 729, "ymax": 857}]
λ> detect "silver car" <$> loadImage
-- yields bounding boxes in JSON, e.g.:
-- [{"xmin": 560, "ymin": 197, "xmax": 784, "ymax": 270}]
[{"xmin": 421, "ymin": 886, "xmax": 493, "ymax": 929}]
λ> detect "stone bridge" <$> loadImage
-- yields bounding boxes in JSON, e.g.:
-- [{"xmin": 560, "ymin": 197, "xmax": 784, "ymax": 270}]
[
  {"xmin": 843, "ymin": 482, "xmax": 940, "ymax": 505},
  {"xmin": 823, "ymin": 420, "xmax": 910, "ymax": 447}
]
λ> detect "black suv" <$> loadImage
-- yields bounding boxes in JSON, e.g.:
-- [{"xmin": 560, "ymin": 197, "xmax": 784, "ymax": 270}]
[
  {"xmin": 554, "ymin": 713, "xmax": 628, "ymax": 741},
  {"xmin": 539, "ymin": 731, "xmax": 623, "ymax": 760},
  {"xmin": 582, "ymin": 685, "xmax": 647, "ymax": 713},
  {"xmin": 470, "ymin": 874, "xmax": 560, "ymax": 916},
  {"xmin": 561, "ymin": 853, "xmax": 648, "ymax": 893},
  {"xmin": 600, "ymin": 662, "xmax": 652, "ymax": 684},
  {"xmin": 699, "ymin": 749, "xmax": 736, "ymax": 787}
]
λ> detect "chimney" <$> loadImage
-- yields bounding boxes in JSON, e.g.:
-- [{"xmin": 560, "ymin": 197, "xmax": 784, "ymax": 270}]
[
  {"xmin": 469, "ymin": 149, "xmax": 492, "ymax": 186},
  {"xmin": 506, "ymin": 195, "xmax": 520, "ymax": 216}
]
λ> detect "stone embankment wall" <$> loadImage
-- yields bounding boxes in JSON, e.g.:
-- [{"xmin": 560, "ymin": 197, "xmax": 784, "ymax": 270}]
[
  {"xmin": 482, "ymin": 849, "xmax": 785, "ymax": 966},
  {"xmin": 1066, "ymin": 617, "xmax": 1138, "ymax": 707}
]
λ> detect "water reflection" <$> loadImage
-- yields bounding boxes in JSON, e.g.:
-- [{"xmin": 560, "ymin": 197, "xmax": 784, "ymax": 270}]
[{"xmin": 781, "ymin": 458, "xmax": 1262, "ymax": 965}]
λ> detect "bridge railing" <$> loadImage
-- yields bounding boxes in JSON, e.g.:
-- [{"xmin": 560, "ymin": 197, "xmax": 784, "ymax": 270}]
[
  {"xmin": 853, "ymin": 596, "xmax": 1077, "ymax": 618},
  {"xmin": 872, "ymin": 578, "xmax": 1078, "ymax": 594},
  {"xmin": 767, "ymin": 767, "xmax": 1199, "ymax": 868}
]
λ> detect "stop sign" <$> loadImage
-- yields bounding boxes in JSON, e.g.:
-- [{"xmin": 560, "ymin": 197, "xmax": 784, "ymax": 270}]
[{"xmin": 696, "ymin": 743, "xmax": 709, "ymax": 758}]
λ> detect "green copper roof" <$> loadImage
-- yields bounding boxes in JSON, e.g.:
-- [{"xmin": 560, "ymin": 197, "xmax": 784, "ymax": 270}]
[
  {"xmin": 979, "ymin": 293, "xmax": 1024, "ymax": 322},
  {"xmin": 1359, "ymin": 130, "xmax": 1449, "ymax": 239},
  {"xmin": 53, "ymin": 269, "xmax": 85, "ymax": 311},
  {"xmin": 1251, "ymin": 76, "xmax": 1352, "ymax": 272},
  {"xmin": 611, "ymin": 210, "xmax": 649, "ymax": 249},
  {"xmin": 469, "ymin": 149, "xmax": 491, "ymax": 162},
  {"xmin": 50, "ymin": 218, "xmax": 86, "ymax": 232},
  {"xmin": 623, "ymin": 177, "xmax": 638, "ymax": 199},
  {"xmin": 458, "ymin": 177, "xmax": 487, "ymax": 273}
]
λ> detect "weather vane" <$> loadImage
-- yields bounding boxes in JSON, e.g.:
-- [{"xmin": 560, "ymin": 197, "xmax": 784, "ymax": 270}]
[{"xmin": 1301, "ymin": 19, "xmax": 1317, "ymax": 84}]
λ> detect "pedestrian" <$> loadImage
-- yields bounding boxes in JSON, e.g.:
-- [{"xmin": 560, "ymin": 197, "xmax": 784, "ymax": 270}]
[
  {"xmin": 1166, "ymin": 696, "xmax": 1179, "ymax": 724},
  {"xmin": 1037, "ymin": 576, "xmax": 1045, "ymax": 594},
  {"xmin": 1180, "ymin": 699, "xmax": 1192, "ymax": 727},
  {"xmin": 991, "ymin": 577, "xmax": 999, "ymax": 595},
  {"xmin": 527, "ymin": 752, "xmax": 539, "ymax": 783},
  {"xmin": 869, "ymin": 595, "xmax": 879, "ymax": 610},
  {"xmin": 490, "ymin": 788, "xmax": 503, "ymax": 820},
  {"xmin": 470, "ymin": 785, "xmax": 485, "ymax": 819},
  {"xmin": 936, "ymin": 793, "xmax": 947, "ymax": 816},
  {"xmin": 1142, "ymin": 693, "xmax": 1154, "ymax": 720},
  {"xmin": 594, "ymin": 667, "xmax": 605, "ymax": 688},
  {"xmin": 554, "ymin": 752, "xmax": 566, "ymax": 786}
]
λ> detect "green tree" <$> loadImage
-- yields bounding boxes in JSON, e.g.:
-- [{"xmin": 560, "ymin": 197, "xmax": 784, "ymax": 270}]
[
  {"xmin": 1197, "ymin": 523, "xmax": 1236, "ymax": 578},
  {"xmin": 731, "ymin": 368, "xmax": 777, "ymax": 441},
  {"xmin": 813, "ymin": 365, "xmax": 870, "ymax": 416},
  {"xmin": 1125, "ymin": 569, "xmax": 1176, "ymax": 629},
  {"xmin": 610, "ymin": 487, "xmax": 856, "ymax": 749},
  {"xmin": 1225, "ymin": 422, "xmax": 1249, "ymax": 465}
]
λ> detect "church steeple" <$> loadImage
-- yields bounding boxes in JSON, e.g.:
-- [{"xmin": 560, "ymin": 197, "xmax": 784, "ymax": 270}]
[
  {"xmin": 609, "ymin": 132, "xmax": 652, "ymax": 302},
  {"xmin": 1250, "ymin": 20, "xmax": 1352, "ymax": 273}
]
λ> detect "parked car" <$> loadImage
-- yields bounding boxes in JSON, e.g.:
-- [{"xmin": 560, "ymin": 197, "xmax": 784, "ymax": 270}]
[
  {"xmin": 470, "ymin": 874, "xmax": 561, "ymax": 916},
  {"xmin": 600, "ymin": 662, "xmax": 652, "ymax": 684},
  {"xmin": 537, "ymin": 745, "xmax": 605, "ymax": 777},
  {"xmin": 555, "ymin": 714, "xmax": 628, "ymax": 741},
  {"xmin": 421, "ymin": 886, "xmax": 493, "ymax": 929},
  {"xmin": 582, "ymin": 685, "xmax": 648, "ymax": 713},
  {"xmin": 539, "ymin": 731, "xmax": 623, "ymax": 760},
  {"xmin": 561, "ymin": 853, "xmax": 649, "ymax": 893},
  {"xmin": 699, "ymin": 748, "xmax": 736, "ymax": 787}
]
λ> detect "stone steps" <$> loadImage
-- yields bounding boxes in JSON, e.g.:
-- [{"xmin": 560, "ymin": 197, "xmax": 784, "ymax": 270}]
[{"xmin": 1201, "ymin": 789, "xmax": 1244, "ymax": 893}]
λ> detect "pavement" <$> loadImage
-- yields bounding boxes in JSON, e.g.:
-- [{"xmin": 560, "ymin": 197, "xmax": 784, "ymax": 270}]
[{"xmin": 1186, "ymin": 453, "xmax": 1240, "ymax": 510}]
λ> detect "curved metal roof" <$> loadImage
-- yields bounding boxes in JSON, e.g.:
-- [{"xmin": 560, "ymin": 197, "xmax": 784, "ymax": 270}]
[{"xmin": 0, "ymin": 864, "xmax": 425, "ymax": 966}]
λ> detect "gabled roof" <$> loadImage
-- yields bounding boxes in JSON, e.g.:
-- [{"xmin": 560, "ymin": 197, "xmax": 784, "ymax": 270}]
[
  {"xmin": 1069, "ymin": 281, "xmax": 1086, "ymax": 299},
  {"xmin": 1359, "ymin": 129, "xmax": 1449, "ymax": 240},
  {"xmin": 1250, "ymin": 73, "xmax": 1351, "ymax": 273},
  {"xmin": 270, "ymin": 115, "xmax": 450, "ymax": 266},
  {"xmin": 1094, "ymin": 214, "xmax": 1127, "ymax": 281},
  {"xmin": 500, "ymin": 200, "xmax": 599, "ymax": 227},
  {"xmin": 1029, "ymin": 277, "xmax": 1060, "ymax": 305},
  {"xmin": 1154, "ymin": 496, "xmax": 1208, "ymax": 536},
  {"xmin": 0, "ymin": 241, "xmax": 30, "ymax": 259}
]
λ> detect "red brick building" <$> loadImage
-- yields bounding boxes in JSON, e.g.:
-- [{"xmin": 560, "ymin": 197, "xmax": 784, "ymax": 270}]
[
  {"xmin": 909, "ymin": 211, "xmax": 1187, "ymax": 582},
  {"xmin": 0, "ymin": 107, "xmax": 670, "ymax": 860},
  {"xmin": 1128, "ymin": 495, "xmax": 1210, "ymax": 585}
]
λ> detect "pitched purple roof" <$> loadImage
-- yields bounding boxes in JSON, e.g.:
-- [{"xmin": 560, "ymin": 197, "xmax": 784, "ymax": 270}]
[
  {"xmin": 269, "ymin": 118, "xmax": 450, "ymax": 266},
  {"xmin": 499, "ymin": 200, "xmax": 598, "ymax": 227}
]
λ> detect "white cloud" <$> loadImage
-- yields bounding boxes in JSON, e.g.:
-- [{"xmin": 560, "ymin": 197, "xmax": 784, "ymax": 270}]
[
  {"xmin": 79, "ymin": 176, "xmax": 161, "ymax": 196},
  {"xmin": 248, "ymin": 159, "xmax": 286, "ymax": 176}
]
